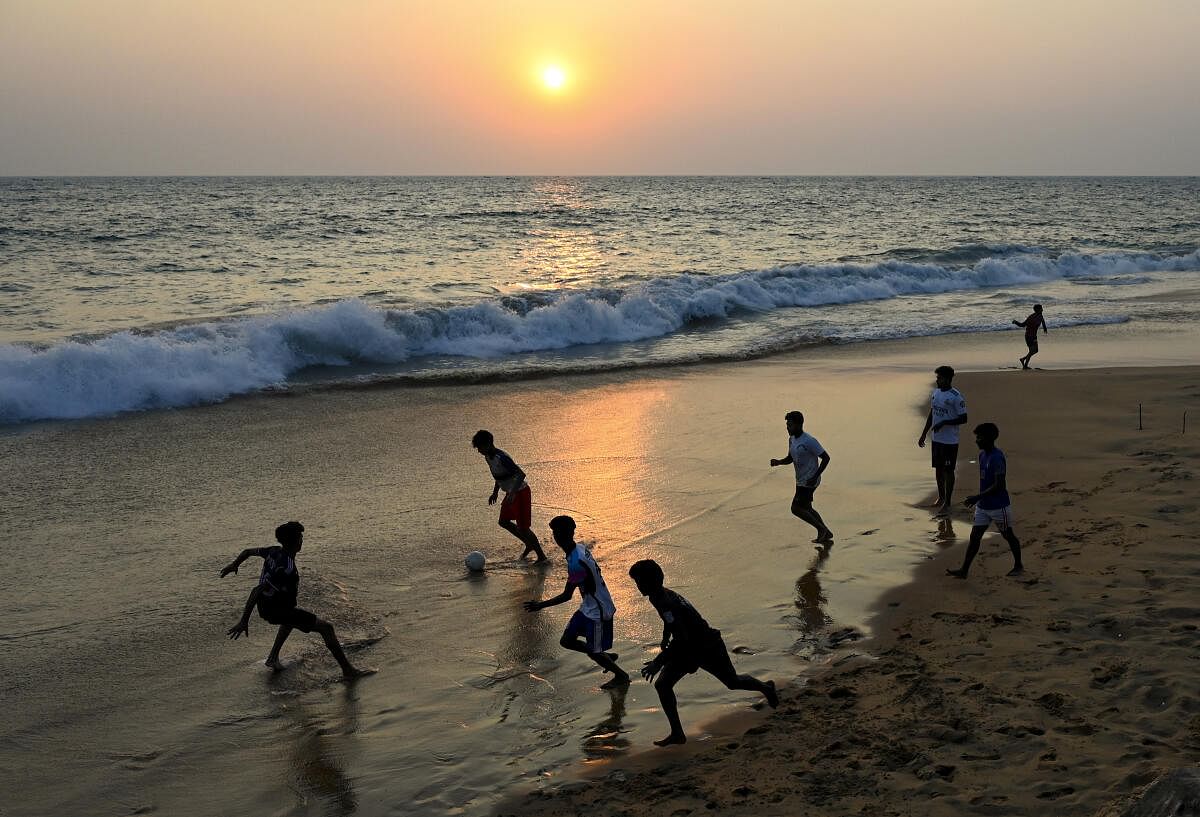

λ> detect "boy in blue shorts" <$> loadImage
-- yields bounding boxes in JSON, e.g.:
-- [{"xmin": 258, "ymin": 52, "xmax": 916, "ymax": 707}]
[
  {"xmin": 629, "ymin": 559, "xmax": 778, "ymax": 746},
  {"xmin": 220, "ymin": 521, "xmax": 370, "ymax": 678},
  {"xmin": 947, "ymin": 423, "xmax": 1024, "ymax": 579},
  {"xmin": 524, "ymin": 516, "xmax": 629, "ymax": 688}
]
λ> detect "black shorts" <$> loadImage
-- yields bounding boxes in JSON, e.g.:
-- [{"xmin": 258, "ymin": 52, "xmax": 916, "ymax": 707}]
[
  {"xmin": 792, "ymin": 484, "xmax": 817, "ymax": 505},
  {"xmin": 1025, "ymin": 337, "xmax": 1038, "ymax": 352},
  {"xmin": 257, "ymin": 599, "xmax": 318, "ymax": 633},
  {"xmin": 931, "ymin": 442, "xmax": 958, "ymax": 470},
  {"xmin": 667, "ymin": 631, "xmax": 737, "ymax": 681}
]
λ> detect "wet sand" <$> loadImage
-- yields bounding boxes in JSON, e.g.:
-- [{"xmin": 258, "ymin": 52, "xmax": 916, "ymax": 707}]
[
  {"xmin": 2, "ymin": 321, "xmax": 1197, "ymax": 816},
  {"xmin": 498, "ymin": 363, "xmax": 1200, "ymax": 816}
]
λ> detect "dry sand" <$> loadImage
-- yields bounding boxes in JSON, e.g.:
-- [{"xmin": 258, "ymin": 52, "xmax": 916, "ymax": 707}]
[{"xmin": 497, "ymin": 365, "xmax": 1200, "ymax": 817}]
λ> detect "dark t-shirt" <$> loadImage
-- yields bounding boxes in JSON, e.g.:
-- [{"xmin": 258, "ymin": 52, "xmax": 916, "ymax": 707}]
[
  {"xmin": 1023, "ymin": 313, "xmax": 1044, "ymax": 339},
  {"xmin": 256, "ymin": 546, "xmax": 299, "ymax": 607},
  {"xmin": 977, "ymin": 448, "xmax": 1011, "ymax": 510},
  {"xmin": 651, "ymin": 589, "xmax": 719, "ymax": 659}
]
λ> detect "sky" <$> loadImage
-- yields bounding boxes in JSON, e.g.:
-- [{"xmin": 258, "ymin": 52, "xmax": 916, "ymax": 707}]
[{"xmin": 2, "ymin": 0, "xmax": 1198, "ymax": 175}]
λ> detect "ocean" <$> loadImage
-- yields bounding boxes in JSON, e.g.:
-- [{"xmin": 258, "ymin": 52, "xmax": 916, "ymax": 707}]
[
  {"xmin": 2, "ymin": 176, "xmax": 1198, "ymax": 424},
  {"xmin": 2, "ymin": 177, "xmax": 1199, "ymax": 817}
]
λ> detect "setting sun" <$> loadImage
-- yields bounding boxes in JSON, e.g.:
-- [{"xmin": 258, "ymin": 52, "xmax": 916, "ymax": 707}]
[{"xmin": 541, "ymin": 64, "xmax": 567, "ymax": 91}]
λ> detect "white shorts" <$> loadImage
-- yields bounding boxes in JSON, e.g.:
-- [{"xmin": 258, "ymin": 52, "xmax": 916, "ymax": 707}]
[{"xmin": 973, "ymin": 505, "xmax": 1013, "ymax": 530}]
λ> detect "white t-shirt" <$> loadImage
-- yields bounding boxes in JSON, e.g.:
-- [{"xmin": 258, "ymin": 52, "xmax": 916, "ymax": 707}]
[
  {"xmin": 789, "ymin": 432, "xmax": 826, "ymax": 487},
  {"xmin": 567, "ymin": 545, "xmax": 617, "ymax": 621},
  {"xmin": 930, "ymin": 388, "xmax": 967, "ymax": 445}
]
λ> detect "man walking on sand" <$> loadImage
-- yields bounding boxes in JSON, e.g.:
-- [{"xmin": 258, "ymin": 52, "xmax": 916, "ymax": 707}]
[
  {"xmin": 471, "ymin": 430, "xmax": 548, "ymax": 562},
  {"xmin": 1014, "ymin": 304, "xmax": 1048, "ymax": 370},
  {"xmin": 771, "ymin": 411, "xmax": 833, "ymax": 545},
  {"xmin": 629, "ymin": 559, "xmax": 778, "ymax": 746},
  {"xmin": 221, "ymin": 521, "xmax": 371, "ymax": 679},
  {"xmin": 947, "ymin": 423, "xmax": 1023, "ymax": 579},
  {"xmin": 918, "ymin": 365, "xmax": 968, "ymax": 516},
  {"xmin": 524, "ymin": 516, "xmax": 630, "ymax": 689}
]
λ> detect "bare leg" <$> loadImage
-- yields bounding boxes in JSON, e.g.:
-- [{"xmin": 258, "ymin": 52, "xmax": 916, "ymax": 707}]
[
  {"xmin": 936, "ymin": 466, "xmax": 956, "ymax": 515},
  {"xmin": 499, "ymin": 521, "xmax": 548, "ymax": 561},
  {"xmin": 653, "ymin": 665, "xmax": 689, "ymax": 746},
  {"xmin": 1001, "ymin": 528, "xmax": 1023, "ymax": 575},
  {"xmin": 266, "ymin": 624, "xmax": 294, "ymax": 669},
  {"xmin": 314, "ymin": 619, "xmax": 366, "ymax": 678},
  {"xmin": 932, "ymin": 468, "xmax": 947, "ymax": 507},
  {"xmin": 559, "ymin": 634, "xmax": 629, "ymax": 686},
  {"xmin": 947, "ymin": 525, "xmax": 986, "ymax": 578},
  {"xmin": 791, "ymin": 501, "xmax": 833, "ymax": 542}
]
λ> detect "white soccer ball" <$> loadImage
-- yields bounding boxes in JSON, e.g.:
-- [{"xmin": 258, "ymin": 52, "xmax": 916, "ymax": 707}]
[{"xmin": 465, "ymin": 550, "xmax": 486, "ymax": 572}]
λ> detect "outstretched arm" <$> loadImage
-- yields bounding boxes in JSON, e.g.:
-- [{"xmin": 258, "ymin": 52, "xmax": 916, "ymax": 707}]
[
  {"xmin": 228, "ymin": 585, "xmax": 262, "ymax": 639},
  {"xmin": 524, "ymin": 581, "xmax": 577, "ymax": 612},
  {"xmin": 220, "ymin": 548, "xmax": 267, "ymax": 578}
]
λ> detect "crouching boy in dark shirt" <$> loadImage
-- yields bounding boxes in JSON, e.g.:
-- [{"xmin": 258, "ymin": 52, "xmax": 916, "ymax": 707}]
[{"xmin": 628, "ymin": 559, "xmax": 778, "ymax": 746}]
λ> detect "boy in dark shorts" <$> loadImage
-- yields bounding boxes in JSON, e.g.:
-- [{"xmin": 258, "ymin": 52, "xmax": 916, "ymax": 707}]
[
  {"xmin": 471, "ymin": 430, "xmax": 548, "ymax": 562},
  {"xmin": 1013, "ymin": 304, "xmax": 1048, "ymax": 369},
  {"xmin": 220, "ymin": 521, "xmax": 369, "ymax": 678},
  {"xmin": 917, "ymin": 365, "xmax": 968, "ymax": 516},
  {"xmin": 628, "ymin": 559, "xmax": 778, "ymax": 746},
  {"xmin": 524, "ymin": 516, "xmax": 629, "ymax": 688},
  {"xmin": 770, "ymin": 411, "xmax": 833, "ymax": 545},
  {"xmin": 947, "ymin": 423, "xmax": 1024, "ymax": 579}
]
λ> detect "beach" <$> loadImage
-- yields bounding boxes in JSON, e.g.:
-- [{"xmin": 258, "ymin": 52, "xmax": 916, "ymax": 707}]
[
  {"xmin": 499, "ymin": 358, "xmax": 1200, "ymax": 816},
  {"xmin": 1, "ymin": 318, "xmax": 1196, "ymax": 816}
]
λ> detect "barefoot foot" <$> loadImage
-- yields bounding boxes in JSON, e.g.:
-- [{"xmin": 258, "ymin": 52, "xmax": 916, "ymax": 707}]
[
  {"xmin": 342, "ymin": 666, "xmax": 377, "ymax": 680},
  {"xmin": 764, "ymin": 680, "xmax": 779, "ymax": 708},
  {"xmin": 946, "ymin": 568, "xmax": 968, "ymax": 579},
  {"xmin": 654, "ymin": 732, "xmax": 687, "ymax": 747},
  {"xmin": 600, "ymin": 674, "xmax": 630, "ymax": 690},
  {"xmin": 1006, "ymin": 565, "xmax": 1024, "ymax": 577}
]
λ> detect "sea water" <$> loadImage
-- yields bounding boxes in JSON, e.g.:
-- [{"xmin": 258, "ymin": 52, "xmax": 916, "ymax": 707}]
[
  {"xmin": 2, "ymin": 176, "xmax": 1198, "ymax": 423},
  {"xmin": 2, "ymin": 177, "xmax": 1199, "ymax": 816}
]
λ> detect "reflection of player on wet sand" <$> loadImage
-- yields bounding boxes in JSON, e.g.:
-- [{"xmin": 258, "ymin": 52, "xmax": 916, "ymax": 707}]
[
  {"xmin": 221, "ymin": 521, "xmax": 371, "ymax": 679},
  {"xmin": 523, "ymin": 516, "xmax": 630, "ymax": 689},
  {"xmin": 794, "ymin": 545, "xmax": 831, "ymax": 636},
  {"xmin": 582, "ymin": 685, "xmax": 631, "ymax": 759},
  {"xmin": 947, "ymin": 423, "xmax": 1024, "ymax": 579},
  {"xmin": 471, "ymin": 430, "xmax": 548, "ymax": 562},
  {"xmin": 629, "ymin": 559, "xmax": 778, "ymax": 747}
]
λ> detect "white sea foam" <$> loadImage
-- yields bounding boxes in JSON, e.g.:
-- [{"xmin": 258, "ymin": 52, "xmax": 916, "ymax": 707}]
[{"xmin": 1, "ymin": 249, "xmax": 1197, "ymax": 423}]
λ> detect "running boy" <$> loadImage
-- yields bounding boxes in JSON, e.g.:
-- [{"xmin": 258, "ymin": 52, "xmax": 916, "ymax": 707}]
[
  {"xmin": 524, "ymin": 516, "xmax": 629, "ymax": 688},
  {"xmin": 471, "ymin": 430, "xmax": 548, "ymax": 562},
  {"xmin": 1013, "ymin": 304, "xmax": 1048, "ymax": 369},
  {"xmin": 947, "ymin": 422, "xmax": 1024, "ymax": 579},
  {"xmin": 220, "ymin": 521, "xmax": 370, "ymax": 678},
  {"xmin": 628, "ymin": 559, "xmax": 778, "ymax": 746},
  {"xmin": 917, "ymin": 365, "xmax": 968, "ymax": 516},
  {"xmin": 770, "ymin": 410, "xmax": 833, "ymax": 544}
]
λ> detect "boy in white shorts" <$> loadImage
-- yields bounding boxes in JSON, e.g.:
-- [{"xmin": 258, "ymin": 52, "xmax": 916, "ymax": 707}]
[{"xmin": 947, "ymin": 422, "xmax": 1024, "ymax": 579}]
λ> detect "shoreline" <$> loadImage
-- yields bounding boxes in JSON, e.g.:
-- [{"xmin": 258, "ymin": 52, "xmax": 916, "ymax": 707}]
[{"xmin": 496, "ymin": 363, "xmax": 1200, "ymax": 816}]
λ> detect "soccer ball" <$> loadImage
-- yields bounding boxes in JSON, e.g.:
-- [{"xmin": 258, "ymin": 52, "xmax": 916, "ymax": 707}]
[{"xmin": 465, "ymin": 550, "xmax": 486, "ymax": 572}]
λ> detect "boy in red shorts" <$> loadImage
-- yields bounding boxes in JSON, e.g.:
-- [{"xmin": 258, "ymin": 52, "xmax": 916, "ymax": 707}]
[{"xmin": 471, "ymin": 430, "xmax": 548, "ymax": 562}]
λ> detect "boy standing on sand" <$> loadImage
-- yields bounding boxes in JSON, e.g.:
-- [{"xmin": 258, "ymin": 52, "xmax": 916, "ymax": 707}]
[
  {"xmin": 917, "ymin": 365, "xmax": 968, "ymax": 516},
  {"xmin": 1014, "ymin": 304, "xmax": 1048, "ymax": 369},
  {"xmin": 947, "ymin": 423, "xmax": 1024, "ymax": 579},
  {"xmin": 471, "ymin": 430, "xmax": 548, "ymax": 562},
  {"xmin": 629, "ymin": 559, "xmax": 778, "ymax": 746},
  {"xmin": 220, "ymin": 521, "xmax": 370, "ymax": 678},
  {"xmin": 524, "ymin": 516, "xmax": 629, "ymax": 688},
  {"xmin": 770, "ymin": 411, "xmax": 833, "ymax": 545}
]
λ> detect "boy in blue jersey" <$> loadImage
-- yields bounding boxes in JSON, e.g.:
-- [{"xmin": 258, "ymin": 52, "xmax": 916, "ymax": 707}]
[
  {"xmin": 524, "ymin": 516, "xmax": 630, "ymax": 688},
  {"xmin": 947, "ymin": 423, "xmax": 1024, "ymax": 579},
  {"xmin": 629, "ymin": 559, "xmax": 778, "ymax": 746},
  {"xmin": 220, "ymin": 521, "xmax": 370, "ymax": 678}
]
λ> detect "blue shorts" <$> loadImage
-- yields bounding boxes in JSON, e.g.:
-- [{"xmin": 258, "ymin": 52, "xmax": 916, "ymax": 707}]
[{"xmin": 563, "ymin": 610, "xmax": 614, "ymax": 654}]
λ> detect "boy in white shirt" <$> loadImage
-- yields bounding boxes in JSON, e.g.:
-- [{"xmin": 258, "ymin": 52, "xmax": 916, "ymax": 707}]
[
  {"xmin": 917, "ymin": 365, "xmax": 968, "ymax": 516},
  {"xmin": 770, "ymin": 411, "xmax": 833, "ymax": 545}
]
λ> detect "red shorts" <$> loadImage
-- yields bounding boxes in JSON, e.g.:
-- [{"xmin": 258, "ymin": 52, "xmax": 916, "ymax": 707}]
[{"xmin": 499, "ymin": 485, "xmax": 532, "ymax": 529}]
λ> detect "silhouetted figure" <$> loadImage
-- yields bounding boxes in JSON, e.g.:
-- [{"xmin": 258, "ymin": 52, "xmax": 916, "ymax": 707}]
[
  {"xmin": 524, "ymin": 516, "xmax": 629, "ymax": 688},
  {"xmin": 471, "ymin": 430, "xmax": 548, "ymax": 562},
  {"xmin": 629, "ymin": 559, "xmax": 778, "ymax": 746},
  {"xmin": 947, "ymin": 423, "xmax": 1023, "ymax": 579},
  {"xmin": 917, "ymin": 365, "xmax": 968, "ymax": 516},
  {"xmin": 770, "ymin": 410, "xmax": 833, "ymax": 545},
  {"xmin": 221, "ymin": 521, "xmax": 370, "ymax": 678},
  {"xmin": 1014, "ymin": 304, "xmax": 1048, "ymax": 369}
]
